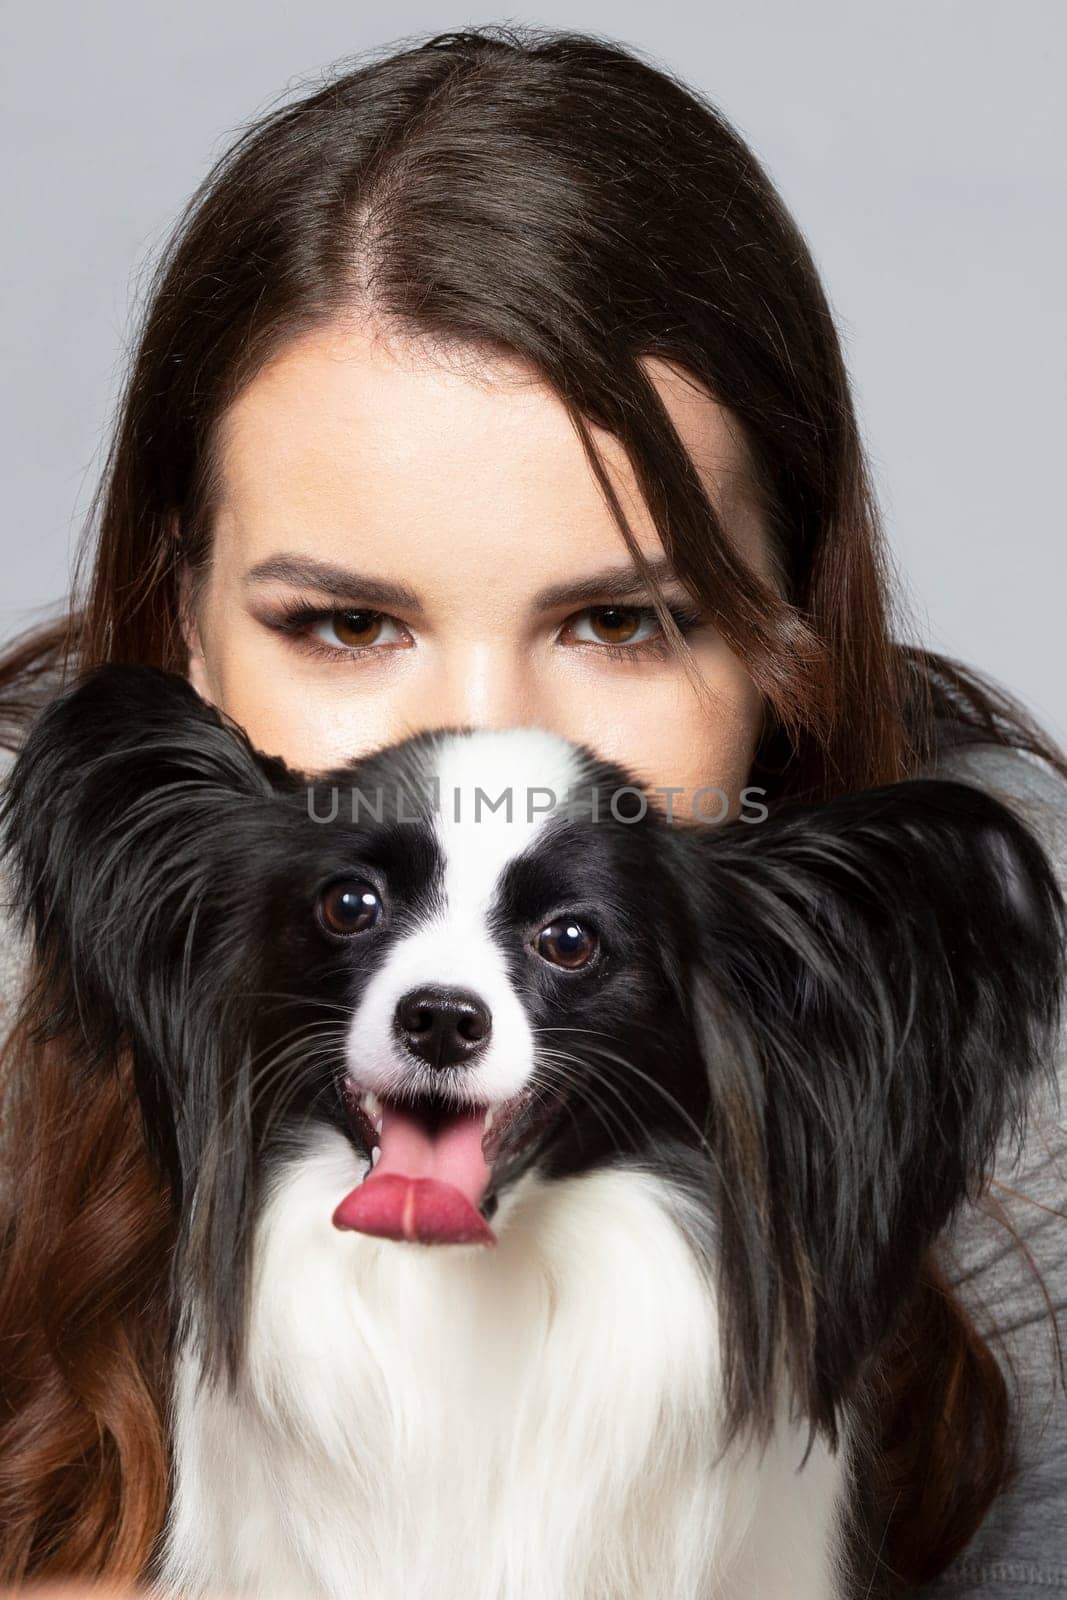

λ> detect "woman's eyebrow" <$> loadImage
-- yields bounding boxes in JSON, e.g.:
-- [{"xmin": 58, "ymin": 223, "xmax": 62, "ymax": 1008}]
[
  {"xmin": 532, "ymin": 557, "xmax": 681, "ymax": 610},
  {"xmin": 244, "ymin": 555, "xmax": 423, "ymax": 613},
  {"xmin": 243, "ymin": 552, "xmax": 682, "ymax": 613}
]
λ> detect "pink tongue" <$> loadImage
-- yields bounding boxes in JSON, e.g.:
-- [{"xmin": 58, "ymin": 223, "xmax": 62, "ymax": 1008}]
[{"xmin": 332, "ymin": 1102, "xmax": 496, "ymax": 1246}]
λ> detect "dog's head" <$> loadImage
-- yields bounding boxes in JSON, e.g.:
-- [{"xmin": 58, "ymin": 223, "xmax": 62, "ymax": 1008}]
[{"xmin": 3, "ymin": 662, "xmax": 1063, "ymax": 1449}]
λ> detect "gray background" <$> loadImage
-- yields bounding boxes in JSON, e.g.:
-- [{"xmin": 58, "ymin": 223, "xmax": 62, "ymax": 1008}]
[{"xmin": 3, "ymin": 1, "xmax": 1064, "ymax": 744}]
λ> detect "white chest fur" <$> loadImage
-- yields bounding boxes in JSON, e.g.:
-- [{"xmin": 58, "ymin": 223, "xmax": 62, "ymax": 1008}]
[{"xmin": 153, "ymin": 1132, "xmax": 853, "ymax": 1600}]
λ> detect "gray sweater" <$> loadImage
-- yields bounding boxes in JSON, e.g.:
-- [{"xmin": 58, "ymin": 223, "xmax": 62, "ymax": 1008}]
[
  {"xmin": 0, "ymin": 739, "xmax": 1064, "ymax": 1596},
  {"xmin": 913, "ymin": 741, "xmax": 1067, "ymax": 1600}
]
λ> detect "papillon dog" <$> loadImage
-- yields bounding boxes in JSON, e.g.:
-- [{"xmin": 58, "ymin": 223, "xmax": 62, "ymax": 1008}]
[{"xmin": 3, "ymin": 662, "xmax": 1064, "ymax": 1600}]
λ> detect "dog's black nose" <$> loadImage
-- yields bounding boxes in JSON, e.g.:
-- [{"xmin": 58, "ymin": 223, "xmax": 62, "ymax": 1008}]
[{"xmin": 393, "ymin": 985, "xmax": 492, "ymax": 1069}]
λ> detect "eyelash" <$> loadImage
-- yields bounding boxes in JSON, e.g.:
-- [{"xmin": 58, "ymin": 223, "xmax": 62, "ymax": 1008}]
[{"xmin": 266, "ymin": 602, "xmax": 708, "ymax": 665}]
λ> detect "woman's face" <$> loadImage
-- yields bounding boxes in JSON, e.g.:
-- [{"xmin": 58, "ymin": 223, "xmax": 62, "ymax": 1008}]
[{"xmin": 183, "ymin": 321, "xmax": 777, "ymax": 817}]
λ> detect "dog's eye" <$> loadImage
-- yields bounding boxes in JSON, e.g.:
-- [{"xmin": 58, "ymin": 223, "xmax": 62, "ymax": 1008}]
[
  {"xmin": 318, "ymin": 881, "xmax": 382, "ymax": 937},
  {"xmin": 533, "ymin": 918, "xmax": 599, "ymax": 971}
]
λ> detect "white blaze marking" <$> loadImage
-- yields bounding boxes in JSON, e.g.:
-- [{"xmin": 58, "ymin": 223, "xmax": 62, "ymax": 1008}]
[{"xmin": 344, "ymin": 728, "xmax": 589, "ymax": 1106}]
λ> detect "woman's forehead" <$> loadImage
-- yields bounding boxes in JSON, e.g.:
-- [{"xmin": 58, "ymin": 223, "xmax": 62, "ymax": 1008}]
[{"xmin": 207, "ymin": 320, "xmax": 776, "ymax": 600}]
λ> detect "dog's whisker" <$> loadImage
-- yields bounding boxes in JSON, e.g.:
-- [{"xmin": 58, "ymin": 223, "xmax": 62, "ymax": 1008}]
[
  {"xmin": 533, "ymin": 1027, "xmax": 713, "ymax": 1156},
  {"xmin": 531, "ymin": 1050, "xmax": 640, "ymax": 1153},
  {"xmin": 206, "ymin": 1029, "xmax": 349, "ymax": 1151}
]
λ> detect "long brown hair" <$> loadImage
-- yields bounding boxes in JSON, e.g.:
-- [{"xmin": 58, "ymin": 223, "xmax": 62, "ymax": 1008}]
[{"xmin": 1, "ymin": 23, "xmax": 1064, "ymax": 1591}]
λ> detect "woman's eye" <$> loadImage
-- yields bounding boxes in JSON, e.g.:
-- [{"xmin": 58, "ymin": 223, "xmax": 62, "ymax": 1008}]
[
  {"xmin": 317, "ymin": 881, "xmax": 383, "ymax": 937},
  {"xmin": 568, "ymin": 606, "xmax": 658, "ymax": 647},
  {"xmin": 533, "ymin": 918, "xmax": 599, "ymax": 971},
  {"xmin": 562, "ymin": 603, "xmax": 706, "ymax": 657},
  {"xmin": 310, "ymin": 610, "xmax": 404, "ymax": 650}
]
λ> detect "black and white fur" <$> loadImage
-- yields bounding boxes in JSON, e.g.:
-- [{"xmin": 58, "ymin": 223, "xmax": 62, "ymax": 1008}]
[{"xmin": 3, "ymin": 663, "xmax": 1064, "ymax": 1600}]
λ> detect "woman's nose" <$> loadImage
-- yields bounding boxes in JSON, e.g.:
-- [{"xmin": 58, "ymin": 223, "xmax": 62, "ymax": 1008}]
[{"xmin": 399, "ymin": 644, "xmax": 540, "ymax": 734}]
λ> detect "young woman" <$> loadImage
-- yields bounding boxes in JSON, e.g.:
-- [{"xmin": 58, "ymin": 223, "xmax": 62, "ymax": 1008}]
[{"xmin": 0, "ymin": 24, "xmax": 1064, "ymax": 1598}]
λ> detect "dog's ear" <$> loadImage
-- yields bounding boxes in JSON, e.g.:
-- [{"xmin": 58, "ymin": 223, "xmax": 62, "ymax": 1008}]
[
  {"xmin": 2, "ymin": 662, "xmax": 279, "ymax": 964},
  {"xmin": 663, "ymin": 776, "xmax": 1066, "ymax": 1453},
  {"xmin": 0, "ymin": 663, "xmax": 291, "ymax": 1185}
]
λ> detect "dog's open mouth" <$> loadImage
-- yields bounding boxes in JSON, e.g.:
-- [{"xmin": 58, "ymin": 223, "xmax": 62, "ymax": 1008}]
[{"xmin": 333, "ymin": 1082, "xmax": 563, "ymax": 1249}]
